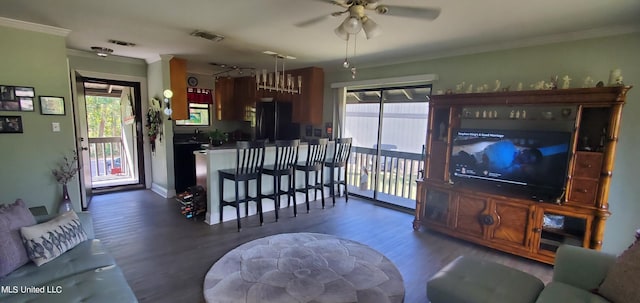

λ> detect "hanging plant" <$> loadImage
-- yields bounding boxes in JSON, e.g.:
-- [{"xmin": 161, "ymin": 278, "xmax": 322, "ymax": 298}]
[{"xmin": 146, "ymin": 105, "xmax": 163, "ymax": 152}]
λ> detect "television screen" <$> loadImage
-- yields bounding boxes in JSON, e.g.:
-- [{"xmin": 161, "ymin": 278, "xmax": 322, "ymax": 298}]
[{"xmin": 450, "ymin": 129, "xmax": 572, "ymax": 198}]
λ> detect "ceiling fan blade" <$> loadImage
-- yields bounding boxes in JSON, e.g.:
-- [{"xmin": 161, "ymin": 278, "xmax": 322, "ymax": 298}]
[
  {"xmin": 309, "ymin": 0, "xmax": 350, "ymax": 8},
  {"xmin": 295, "ymin": 14, "xmax": 333, "ymax": 27},
  {"xmin": 378, "ymin": 5, "xmax": 441, "ymax": 21}
]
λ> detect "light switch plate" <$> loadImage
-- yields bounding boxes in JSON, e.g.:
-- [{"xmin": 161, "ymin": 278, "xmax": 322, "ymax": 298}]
[{"xmin": 52, "ymin": 122, "xmax": 60, "ymax": 132}]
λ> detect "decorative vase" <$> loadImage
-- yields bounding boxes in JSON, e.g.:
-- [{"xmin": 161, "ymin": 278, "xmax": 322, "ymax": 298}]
[{"xmin": 58, "ymin": 184, "xmax": 74, "ymax": 214}]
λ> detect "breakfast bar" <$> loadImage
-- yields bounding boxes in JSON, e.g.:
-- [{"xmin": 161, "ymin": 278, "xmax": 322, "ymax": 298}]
[{"xmin": 195, "ymin": 142, "xmax": 336, "ymax": 225}]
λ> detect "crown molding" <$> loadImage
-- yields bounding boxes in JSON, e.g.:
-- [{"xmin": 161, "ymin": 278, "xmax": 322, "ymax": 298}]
[
  {"xmin": 0, "ymin": 17, "xmax": 70, "ymax": 37},
  {"xmin": 67, "ymin": 48, "xmax": 146, "ymax": 65},
  {"xmin": 146, "ymin": 55, "xmax": 163, "ymax": 64},
  {"xmin": 363, "ymin": 24, "xmax": 640, "ymax": 69}
]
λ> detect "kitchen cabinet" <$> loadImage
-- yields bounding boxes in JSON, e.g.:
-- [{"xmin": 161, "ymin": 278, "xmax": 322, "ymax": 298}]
[
  {"xmin": 215, "ymin": 67, "xmax": 325, "ymax": 124},
  {"xmin": 291, "ymin": 67, "xmax": 324, "ymax": 125},
  {"xmin": 170, "ymin": 57, "xmax": 188, "ymax": 120},
  {"xmin": 215, "ymin": 76, "xmax": 255, "ymax": 121}
]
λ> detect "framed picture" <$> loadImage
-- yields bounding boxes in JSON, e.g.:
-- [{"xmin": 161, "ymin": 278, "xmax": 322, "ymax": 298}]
[
  {"xmin": 0, "ymin": 101, "xmax": 20, "ymax": 111},
  {"xmin": 0, "ymin": 85, "xmax": 16, "ymax": 101},
  {"xmin": 14, "ymin": 86, "xmax": 35, "ymax": 98},
  {"xmin": 39, "ymin": 96, "xmax": 65, "ymax": 115},
  {"xmin": 0, "ymin": 116, "xmax": 23, "ymax": 133},
  {"xmin": 19, "ymin": 97, "xmax": 34, "ymax": 111}
]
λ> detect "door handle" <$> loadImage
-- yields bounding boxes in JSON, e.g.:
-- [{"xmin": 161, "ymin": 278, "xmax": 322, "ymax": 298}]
[{"xmin": 81, "ymin": 147, "xmax": 88, "ymax": 151}]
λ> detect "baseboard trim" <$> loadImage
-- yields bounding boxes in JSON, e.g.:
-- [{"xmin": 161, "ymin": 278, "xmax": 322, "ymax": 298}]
[{"xmin": 151, "ymin": 183, "xmax": 176, "ymax": 198}]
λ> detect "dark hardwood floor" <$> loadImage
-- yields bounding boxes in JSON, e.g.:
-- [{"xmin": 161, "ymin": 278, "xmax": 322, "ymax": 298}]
[{"xmin": 88, "ymin": 190, "xmax": 552, "ymax": 303}]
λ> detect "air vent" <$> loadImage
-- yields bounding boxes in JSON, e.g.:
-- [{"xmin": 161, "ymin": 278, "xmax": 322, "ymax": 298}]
[
  {"xmin": 191, "ymin": 30, "xmax": 225, "ymax": 42},
  {"xmin": 108, "ymin": 39, "xmax": 136, "ymax": 47},
  {"xmin": 91, "ymin": 46, "xmax": 114, "ymax": 57}
]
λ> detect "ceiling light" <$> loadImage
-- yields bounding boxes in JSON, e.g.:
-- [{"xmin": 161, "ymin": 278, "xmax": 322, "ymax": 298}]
[
  {"xmin": 334, "ymin": 26, "xmax": 349, "ymax": 41},
  {"xmin": 341, "ymin": 16, "xmax": 362, "ymax": 35},
  {"xmin": 256, "ymin": 51, "xmax": 301, "ymax": 94},
  {"xmin": 91, "ymin": 46, "xmax": 113, "ymax": 57},
  {"xmin": 361, "ymin": 16, "xmax": 381, "ymax": 39},
  {"xmin": 190, "ymin": 30, "xmax": 225, "ymax": 42}
]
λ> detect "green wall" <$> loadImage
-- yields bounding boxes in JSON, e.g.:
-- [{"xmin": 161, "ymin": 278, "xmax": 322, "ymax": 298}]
[
  {"xmin": 325, "ymin": 32, "xmax": 640, "ymax": 255},
  {"xmin": 0, "ymin": 26, "xmax": 78, "ymax": 212}
]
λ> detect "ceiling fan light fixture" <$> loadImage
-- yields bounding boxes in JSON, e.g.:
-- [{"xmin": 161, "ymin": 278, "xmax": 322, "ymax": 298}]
[
  {"xmin": 361, "ymin": 16, "xmax": 381, "ymax": 39},
  {"xmin": 334, "ymin": 26, "xmax": 350, "ymax": 40},
  {"xmin": 341, "ymin": 16, "xmax": 362, "ymax": 35}
]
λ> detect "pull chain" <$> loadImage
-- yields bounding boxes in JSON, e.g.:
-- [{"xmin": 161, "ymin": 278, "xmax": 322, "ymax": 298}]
[{"xmin": 343, "ymin": 34, "xmax": 350, "ymax": 68}]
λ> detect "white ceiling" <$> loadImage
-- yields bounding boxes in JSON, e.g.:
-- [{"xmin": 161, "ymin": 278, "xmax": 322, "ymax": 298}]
[{"xmin": 1, "ymin": 0, "xmax": 639, "ymax": 76}]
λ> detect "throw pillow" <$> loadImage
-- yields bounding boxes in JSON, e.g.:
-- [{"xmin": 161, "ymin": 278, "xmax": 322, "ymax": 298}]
[
  {"xmin": 598, "ymin": 240, "xmax": 640, "ymax": 303},
  {"xmin": 0, "ymin": 199, "xmax": 37, "ymax": 277},
  {"xmin": 20, "ymin": 210, "xmax": 88, "ymax": 266}
]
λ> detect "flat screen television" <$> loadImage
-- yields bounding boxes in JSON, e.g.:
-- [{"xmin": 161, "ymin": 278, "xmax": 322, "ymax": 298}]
[{"xmin": 449, "ymin": 128, "xmax": 572, "ymax": 200}]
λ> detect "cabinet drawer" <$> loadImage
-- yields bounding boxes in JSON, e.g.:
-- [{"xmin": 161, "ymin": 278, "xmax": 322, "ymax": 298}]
[
  {"xmin": 573, "ymin": 152, "xmax": 603, "ymax": 179},
  {"xmin": 568, "ymin": 179, "xmax": 599, "ymax": 206}
]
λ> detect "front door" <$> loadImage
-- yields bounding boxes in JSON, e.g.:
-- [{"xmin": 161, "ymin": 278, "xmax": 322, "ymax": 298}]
[{"xmin": 74, "ymin": 74, "xmax": 145, "ymax": 201}]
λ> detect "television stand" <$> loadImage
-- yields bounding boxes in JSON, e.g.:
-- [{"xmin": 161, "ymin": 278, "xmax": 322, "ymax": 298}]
[{"xmin": 414, "ymin": 86, "xmax": 632, "ymax": 264}]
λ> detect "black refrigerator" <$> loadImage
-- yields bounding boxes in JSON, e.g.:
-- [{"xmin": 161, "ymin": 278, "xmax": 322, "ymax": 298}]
[{"xmin": 255, "ymin": 101, "xmax": 300, "ymax": 142}]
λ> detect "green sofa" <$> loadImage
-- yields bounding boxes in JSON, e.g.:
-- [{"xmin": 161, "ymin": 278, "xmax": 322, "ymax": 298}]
[
  {"xmin": 427, "ymin": 245, "xmax": 617, "ymax": 303},
  {"xmin": 535, "ymin": 245, "xmax": 615, "ymax": 303},
  {"xmin": 0, "ymin": 212, "xmax": 138, "ymax": 303}
]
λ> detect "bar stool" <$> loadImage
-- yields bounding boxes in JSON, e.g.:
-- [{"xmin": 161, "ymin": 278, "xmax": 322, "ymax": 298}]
[
  {"xmin": 218, "ymin": 140, "xmax": 266, "ymax": 231},
  {"xmin": 324, "ymin": 137, "xmax": 353, "ymax": 206},
  {"xmin": 294, "ymin": 138, "xmax": 328, "ymax": 212},
  {"xmin": 261, "ymin": 139, "xmax": 300, "ymax": 221}
]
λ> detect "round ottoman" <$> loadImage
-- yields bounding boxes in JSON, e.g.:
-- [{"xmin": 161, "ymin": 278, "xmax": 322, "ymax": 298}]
[{"xmin": 203, "ymin": 233, "xmax": 404, "ymax": 303}]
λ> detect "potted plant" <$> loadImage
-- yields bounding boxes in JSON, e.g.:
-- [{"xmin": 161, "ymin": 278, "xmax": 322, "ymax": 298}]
[{"xmin": 208, "ymin": 129, "xmax": 227, "ymax": 146}]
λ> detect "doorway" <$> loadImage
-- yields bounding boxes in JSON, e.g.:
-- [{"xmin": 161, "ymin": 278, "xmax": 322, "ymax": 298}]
[
  {"xmin": 75, "ymin": 76, "xmax": 145, "ymax": 199},
  {"xmin": 343, "ymin": 85, "xmax": 430, "ymax": 209}
]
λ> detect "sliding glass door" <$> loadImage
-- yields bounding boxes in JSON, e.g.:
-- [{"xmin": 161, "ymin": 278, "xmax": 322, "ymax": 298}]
[{"xmin": 343, "ymin": 85, "xmax": 430, "ymax": 209}]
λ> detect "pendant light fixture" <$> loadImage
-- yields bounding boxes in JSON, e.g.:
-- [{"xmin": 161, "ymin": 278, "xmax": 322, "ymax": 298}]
[{"xmin": 255, "ymin": 51, "xmax": 302, "ymax": 94}]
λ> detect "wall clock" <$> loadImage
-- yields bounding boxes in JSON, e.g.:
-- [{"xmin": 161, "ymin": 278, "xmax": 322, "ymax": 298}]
[{"xmin": 187, "ymin": 76, "xmax": 198, "ymax": 87}]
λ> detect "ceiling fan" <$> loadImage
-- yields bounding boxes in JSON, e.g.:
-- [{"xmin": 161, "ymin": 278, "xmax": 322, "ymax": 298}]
[{"xmin": 296, "ymin": 0, "xmax": 441, "ymax": 40}]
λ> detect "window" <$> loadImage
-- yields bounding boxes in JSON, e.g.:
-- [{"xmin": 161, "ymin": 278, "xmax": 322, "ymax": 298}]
[{"xmin": 176, "ymin": 103, "xmax": 210, "ymax": 126}]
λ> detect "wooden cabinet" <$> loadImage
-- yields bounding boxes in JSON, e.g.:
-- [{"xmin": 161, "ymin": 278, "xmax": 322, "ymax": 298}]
[
  {"xmin": 418, "ymin": 186, "xmax": 533, "ymax": 253},
  {"xmin": 292, "ymin": 67, "xmax": 324, "ymax": 125},
  {"xmin": 414, "ymin": 86, "xmax": 632, "ymax": 264},
  {"xmin": 170, "ymin": 57, "xmax": 188, "ymax": 120},
  {"xmin": 531, "ymin": 206, "xmax": 593, "ymax": 263},
  {"xmin": 215, "ymin": 67, "xmax": 324, "ymax": 124},
  {"xmin": 567, "ymin": 151, "xmax": 603, "ymax": 206},
  {"xmin": 453, "ymin": 193, "xmax": 487, "ymax": 238},
  {"xmin": 488, "ymin": 198, "xmax": 532, "ymax": 249},
  {"xmin": 214, "ymin": 77, "xmax": 235, "ymax": 121},
  {"xmin": 214, "ymin": 76, "xmax": 256, "ymax": 121}
]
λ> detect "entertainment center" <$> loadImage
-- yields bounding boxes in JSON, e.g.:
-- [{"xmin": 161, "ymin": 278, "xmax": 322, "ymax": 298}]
[{"xmin": 413, "ymin": 86, "xmax": 632, "ymax": 264}]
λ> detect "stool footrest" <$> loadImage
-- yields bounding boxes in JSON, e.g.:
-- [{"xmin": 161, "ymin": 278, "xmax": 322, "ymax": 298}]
[{"xmin": 427, "ymin": 256, "xmax": 544, "ymax": 303}]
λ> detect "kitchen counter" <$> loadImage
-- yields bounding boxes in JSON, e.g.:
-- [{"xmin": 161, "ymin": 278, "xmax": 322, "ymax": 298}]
[{"xmin": 195, "ymin": 141, "xmax": 336, "ymax": 225}]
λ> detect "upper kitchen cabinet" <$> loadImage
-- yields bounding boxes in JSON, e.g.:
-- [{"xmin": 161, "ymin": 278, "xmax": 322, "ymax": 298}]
[
  {"xmin": 169, "ymin": 57, "xmax": 188, "ymax": 120},
  {"xmin": 214, "ymin": 77, "xmax": 236, "ymax": 121},
  {"xmin": 215, "ymin": 66, "xmax": 324, "ymax": 124},
  {"xmin": 292, "ymin": 67, "xmax": 324, "ymax": 125},
  {"xmin": 215, "ymin": 76, "xmax": 256, "ymax": 121}
]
